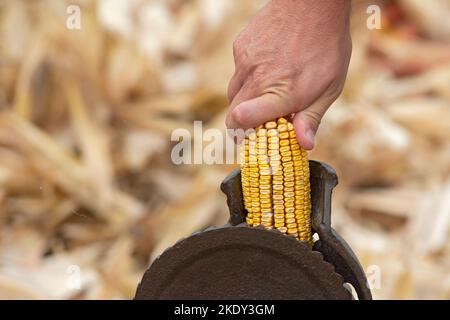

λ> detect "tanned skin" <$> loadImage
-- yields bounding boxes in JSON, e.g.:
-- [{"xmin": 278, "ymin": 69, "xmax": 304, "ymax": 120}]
[{"xmin": 226, "ymin": 0, "xmax": 352, "ymax": 149}]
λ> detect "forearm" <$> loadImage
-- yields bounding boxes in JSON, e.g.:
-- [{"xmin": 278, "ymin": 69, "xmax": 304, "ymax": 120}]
[
  {"xmin": 270, "ymin": 0, "xmax": 351, "ymax": 18},
  {"xmin": 268, "ymin": 0, "xmax": 351, "ymax": 36}
]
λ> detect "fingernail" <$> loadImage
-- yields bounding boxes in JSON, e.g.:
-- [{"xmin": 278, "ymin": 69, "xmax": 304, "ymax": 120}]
[
  {"xmin": 225, "ymin": 117, "xmax": 231, "ymax": 129},
  {"xmin": 305, "ymin": 129, "xmax": 315, "ymax": 148},
  {"xmin": 225, "ymin": 113, "xmax": 236, "ymax": 129},
  {"xmin": 227, "ymin": 104, "xmax": 245, "ymax": 129}
]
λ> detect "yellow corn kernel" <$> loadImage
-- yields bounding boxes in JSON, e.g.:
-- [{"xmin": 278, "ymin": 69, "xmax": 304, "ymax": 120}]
[{"xmin": 240, "ymin": 117, "xmax": 313, "ymax": 245}]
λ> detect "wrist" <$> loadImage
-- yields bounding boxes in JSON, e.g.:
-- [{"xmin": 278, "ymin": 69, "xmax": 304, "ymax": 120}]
[
  {"xmin": 267, "ymin": 0, "xmax": 351, "ymax": 38},
  {"xmin": 268, "ymin": 0, "xmax": 351, "ymax": 22},
  {"xmin": 270, "ymin": 0, "xmax": 351, "ymax": 10}
]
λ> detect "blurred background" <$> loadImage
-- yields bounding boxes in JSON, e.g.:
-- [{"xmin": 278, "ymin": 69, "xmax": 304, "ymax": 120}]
[{"xmin": 0, "ymin": 0, "xmax": 449, "ymax": 299}]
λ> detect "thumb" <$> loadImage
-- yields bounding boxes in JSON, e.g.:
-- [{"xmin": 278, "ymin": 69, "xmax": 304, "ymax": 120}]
[
  {"xmin": 293, "ymin": 97, "xmax": 333, "ymax": 150},
  {"xmin": 226, "ymin": 92, "xmax": 294, "ymax": 130}
]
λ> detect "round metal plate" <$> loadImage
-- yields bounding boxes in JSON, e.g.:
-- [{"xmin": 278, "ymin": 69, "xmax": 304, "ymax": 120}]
[{"xmin": 135, "ymin": 226, "xmax": 351, "ymax": 300}]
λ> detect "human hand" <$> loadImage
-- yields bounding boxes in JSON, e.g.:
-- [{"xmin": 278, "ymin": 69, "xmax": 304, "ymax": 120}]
[{"xmin": 226, "ymin": 0, "xmax": 352, "ymax": 150}]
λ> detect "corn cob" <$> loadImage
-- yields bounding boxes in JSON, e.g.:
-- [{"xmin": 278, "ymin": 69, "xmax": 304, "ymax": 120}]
[{"xmin": 240, "ymin": 117, "xmax": 313, "ymax": 245}]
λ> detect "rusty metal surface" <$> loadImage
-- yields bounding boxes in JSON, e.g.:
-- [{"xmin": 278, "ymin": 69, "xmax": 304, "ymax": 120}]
[
  {"xmin": 309, "ymin": 161, "xmax": 373, "ymax": 300},
  {"xmin": 220, "ymin": 161, "xmax": 372, "ymax": 300},
  {"xmin": 135, "ymin": 160, "xmax": 372, "ymax": 300},
  {"xmin": 220, "ymin": 169, "xmax": 245, "ymax": 226},
  {"xmin": 135, "ymin": 224, "xmax": 351, "ymax": 300}
]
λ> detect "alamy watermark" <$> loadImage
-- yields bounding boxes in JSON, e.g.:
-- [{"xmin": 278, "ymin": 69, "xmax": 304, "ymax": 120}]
[
  {"xmin": 366, "ymin": 264, "xmax": 382, "ymax": 290},
  {"xmin": 66, "ymin": 264, "xmax": 81, "ymax": 290},
  {"xmin": 66, "ymin": 4, "xmax": 81, "ymax": 30},
  {"xmin": 367, "ymin": 5, "xmax": 382, "ymax": 30},
  {"xmin": 171, "ymin": 121, "xmax": 249, "ymax": 165}
]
